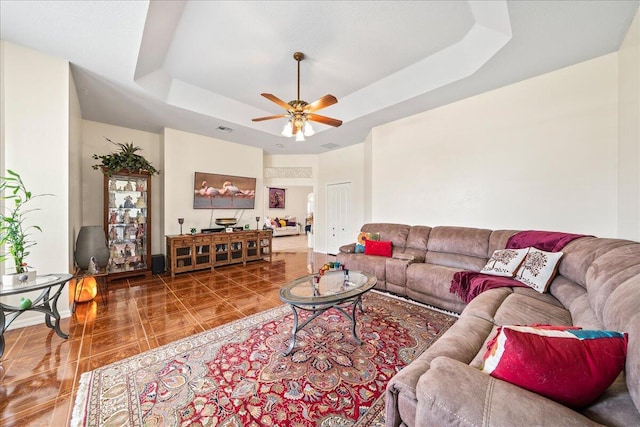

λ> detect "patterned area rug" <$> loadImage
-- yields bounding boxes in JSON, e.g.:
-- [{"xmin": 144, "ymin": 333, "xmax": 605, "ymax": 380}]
[{"xmin": 71, "ymin": 291, "xmax": 456, "ymax": 427}]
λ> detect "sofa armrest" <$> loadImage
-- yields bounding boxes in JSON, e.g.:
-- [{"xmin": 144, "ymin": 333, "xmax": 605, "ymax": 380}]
[
  {"xmin": 415, "ymin": 357, "xmax": 603, "ymax": 427},
  {"xmin": 339, "ymin": 243, "xmax": 356, "ymax": 253}
]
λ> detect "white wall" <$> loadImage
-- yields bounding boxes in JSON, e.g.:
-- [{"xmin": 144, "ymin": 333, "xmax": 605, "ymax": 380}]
[
  {"xmin": 69, "ymin": 69, "xmax": 83, "ymax": 269},
  {"xmin": 81, "ymin": 120, "xmax": 163, "ymax": 254},
  {"xmin": 1, "ymin": 41, "xmax": 74, "ymax": 326},
  {"xmin": 163, "ymin": 128, "xmax": 263, "ymax": 242},
  {"xmin": 618, "ymin": 9, "xmax": 640, "ymax": 241},
  {"xmin": 371, "ymin": 53, "xmax": 619, "ymax": 237}
]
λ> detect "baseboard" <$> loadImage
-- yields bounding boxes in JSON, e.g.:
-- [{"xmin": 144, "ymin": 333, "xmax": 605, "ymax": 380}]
[{"xmin": 5, "ymin": 309, "xmax": 72, "ymax": 331}]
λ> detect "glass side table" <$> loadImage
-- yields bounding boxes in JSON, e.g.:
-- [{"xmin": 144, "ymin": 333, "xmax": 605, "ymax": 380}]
[{"xmin": 0, "ymin": 273, "xmax": 73, "ymax": 358}]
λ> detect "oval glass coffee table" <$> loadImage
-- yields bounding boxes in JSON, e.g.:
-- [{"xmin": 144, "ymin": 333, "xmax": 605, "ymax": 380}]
[{"xmin": 279, "ymin": 270, "xmax": 377, "ymax": 356}]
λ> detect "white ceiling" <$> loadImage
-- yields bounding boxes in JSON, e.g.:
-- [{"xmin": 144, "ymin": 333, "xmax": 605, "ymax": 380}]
[{"xmin": 1, "ymin": 0, "xmax": 638, "ymax": 154}]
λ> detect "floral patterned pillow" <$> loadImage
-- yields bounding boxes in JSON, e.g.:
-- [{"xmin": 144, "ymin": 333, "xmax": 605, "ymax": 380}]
[
  {"xmin": 480, "ymin": 248, "xmax": 529, "ymax": 277},
  {"xmin": 355, "ymin": 231, "xmax": 380, "ymax": 253},
  {"xmin": 514, "ymin": 248, "xmax": 564, "ymax": 293}
]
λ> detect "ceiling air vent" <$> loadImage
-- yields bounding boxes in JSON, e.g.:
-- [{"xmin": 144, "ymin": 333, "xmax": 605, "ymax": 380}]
[
  {"xmin": 321, "ymin": 143, "xmax": 340, "ymax": 149},
  {"xmin": 216, "ymin": 126, "xmax": 233, "ymax": 133}
]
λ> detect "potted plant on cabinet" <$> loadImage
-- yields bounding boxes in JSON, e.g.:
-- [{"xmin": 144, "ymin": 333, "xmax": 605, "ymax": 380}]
[
  {"xmin": 92, "ymin": 137, "xmax": 160, "ymax": 176},
  {"xmin": 0, "ymin": 170, "xmax": 52, "ymax": 285}
]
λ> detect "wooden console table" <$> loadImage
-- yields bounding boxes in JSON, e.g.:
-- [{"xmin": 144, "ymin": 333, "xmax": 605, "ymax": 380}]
[
  {"xmin": 166, "ymin": 230, "xmax": 272, "ymax": 277},
  {"xmin": 0, "ymin": 273, "xmax": 73, "ymax": 358}
]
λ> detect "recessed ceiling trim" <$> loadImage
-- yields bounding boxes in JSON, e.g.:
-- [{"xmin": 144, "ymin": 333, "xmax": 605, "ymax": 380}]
[
  {"xmin": 131, "ymin": 1, "xmax": 511, "ymax": 138},
  {"xmin": 329, "ymin": 0, "xmax": 512, "ymax": 122}
]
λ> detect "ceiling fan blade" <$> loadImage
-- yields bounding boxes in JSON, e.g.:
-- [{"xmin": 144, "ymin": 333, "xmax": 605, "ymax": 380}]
[
  {"xmin": 252, "ymin": 114, "xmax": 287, "ymax": 122},
  {"xmin": 307, "ymin": 113, "xmax": 343, "ymax": 127},
  {"xmin": 261, "ymin": 93, "xmax": 292, "ymax": 111},
  {"xmin": 306, "ymin": 95, "xmax": 338, "ymax": 113}
]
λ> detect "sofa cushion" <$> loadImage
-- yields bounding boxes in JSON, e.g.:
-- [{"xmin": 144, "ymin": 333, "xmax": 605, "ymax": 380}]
[
  {"xmin": 557, "ymin": 237, "xmax": 632, "ymax": 287},
  {"xmin": 427, "ymin": 226, "xmax": 492, "ymax": 259},
  {"xmin": 415, "ymin": 357, "xmax": 605, "ymax": 427},
  {"xmin": 365, "ymin": 240, "xmax": 392, "ymax": 257},
  {"xmin": 355, "ymin": 231, "xmax": 380, "ymax": 253},
  {"xmin": 480, "ymin": 248, "xmax": 529, "ymax": 277},
  {"xmin": 405, "ymin": 225, "xmax": 431, "ymax": 252},
  {"xmin": 514, "ymin": 248, "xmax": 563, "ymax": 293},
  {"xmin": 406, "ymin": 263, "xmax": 468, "ymax": 313},
  {"xmin": 482, "ymin": 325, "xmax": 628, "ymax": 408}
]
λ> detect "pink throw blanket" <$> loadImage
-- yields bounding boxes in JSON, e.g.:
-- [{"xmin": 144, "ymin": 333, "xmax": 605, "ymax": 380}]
[
  {"xmin": 505, "ymin": 230, "xmax": 590, "ymax": 252},
  {"xmin": 450, "ymin": 230, "xmax": 591, "ymax": 303},
  {"xmin": 451, "ymin": 271, "xmax": 527, "ymax": 304}
]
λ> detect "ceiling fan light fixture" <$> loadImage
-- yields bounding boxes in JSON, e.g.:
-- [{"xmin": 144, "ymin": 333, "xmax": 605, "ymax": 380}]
[
  {"xmin": 303, "ymin": 121, "xmax": 315, "ymax": 137},
  {"xmin": 252, "ymin": 51, "xmax": 342, "ymax": 141},
  {"xmin": 281, "ymin": 121, "xmax": 293, "ymax": 137}
]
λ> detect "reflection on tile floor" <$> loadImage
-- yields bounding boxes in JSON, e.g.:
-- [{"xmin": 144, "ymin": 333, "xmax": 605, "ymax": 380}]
[{"xmin": 0, "ymin": 250, "xmax": 335, "ymax": 426}]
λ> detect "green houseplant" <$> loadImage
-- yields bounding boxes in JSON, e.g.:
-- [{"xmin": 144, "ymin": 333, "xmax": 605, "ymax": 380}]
[
  {"xmin": 1, "ymin": 170, "xmax": 52, "ymax": 284},
  {"xmin": 92, "ymin": 137, "xmax": 159, "ymax": 176}
]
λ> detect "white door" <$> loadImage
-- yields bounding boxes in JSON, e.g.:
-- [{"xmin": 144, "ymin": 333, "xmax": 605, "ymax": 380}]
[{"xmin": 327, "ymin": 182, "xmax": 352, "ymax": 255}]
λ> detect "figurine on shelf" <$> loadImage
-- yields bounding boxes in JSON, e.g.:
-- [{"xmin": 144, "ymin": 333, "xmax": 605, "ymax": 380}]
[
  {"xmin": 109, "ymin": 226, "xmax": 118, "ymax": 242},
  {"xmin": 135, "ymin": 196, "xmax": 146, "ymax": 209},
  {"xmin": 109, "ymin": 192, "xmax": 116, "ymax": 208},
  {"xmin": 125, "ymin": 224, "xmax": 137, "ymax": 238},
  {"xmin": 123, "ymin": 195, "xmax": 134, "ymax": 208},
  {"xmin": 109, "ymin": 180, "xmax": 117, "ymax": 191},
  {"xmin": 89, "ymin": 256, "xmax": 100, "ymax": 274},
  {"xmin": 109, "ymin": 210, "xmax": 119, "ymax": 224},
  {"xmin": 136, "ymin": 211, "xmax": 145, "ymax": 224},
  {"xmin": 110, "ymin": 245, "xmax": 118, "ymax": 259},
  {"xmin": 123, "ymin": 209, "xmax": 131, "ymax": 224},
  {"xmin": 124, "ymin": 244, "xmax": 132, "ymax": 257},
  {"xmin": 136, "ymin": 224, "xmax": 145, "ymax": 240},
  {"xmin": 124, "ymin": 180, "xmax": 134, "ymax": 191},
  {"xmin": 135, "ymin": 179, "xmax": 146, "ymax": 192}
]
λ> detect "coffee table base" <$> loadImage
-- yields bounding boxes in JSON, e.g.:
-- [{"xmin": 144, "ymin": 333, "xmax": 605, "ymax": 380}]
[{"xmin": 283, "ymin": 296, "xmax": 365, "ymax": 356}]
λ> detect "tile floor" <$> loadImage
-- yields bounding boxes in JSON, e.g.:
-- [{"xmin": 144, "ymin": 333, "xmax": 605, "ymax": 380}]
[{"xmin": 0, "ymin": 250, "xmax": 335, "ymax": 426}]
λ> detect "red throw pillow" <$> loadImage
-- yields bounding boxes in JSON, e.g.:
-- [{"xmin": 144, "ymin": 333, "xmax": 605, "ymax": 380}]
[
  {"xmin": 364, "ymin": 240, "xmax": 392, "ymax": 257},
  {"xmin": 481, "ymin": 325, "xmax": 628, "ymax": 408}
]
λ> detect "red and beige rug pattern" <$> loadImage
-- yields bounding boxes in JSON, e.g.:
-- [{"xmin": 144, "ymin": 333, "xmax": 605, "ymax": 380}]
[{"xmin": 72, "ymin": 291, "xmax": 456, "ymax": 427}]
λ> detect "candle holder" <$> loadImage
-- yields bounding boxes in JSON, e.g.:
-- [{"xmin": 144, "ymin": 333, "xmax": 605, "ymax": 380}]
[
  {"xmin": 178, "ymin": 218, "xmax": 184, "ymax": 234},
  {"xmin": 255, "ymin": 216, "xmax": 261, "ymax": 230}
]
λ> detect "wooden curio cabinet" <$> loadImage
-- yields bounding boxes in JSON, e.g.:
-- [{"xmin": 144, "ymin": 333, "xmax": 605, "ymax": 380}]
[{"xmin": 103, "ymin": 170, "xmax": 151, "ymax": 281}]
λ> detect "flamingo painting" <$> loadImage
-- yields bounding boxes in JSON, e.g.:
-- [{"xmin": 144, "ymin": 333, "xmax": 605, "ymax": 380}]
[
  {"xmin": 195, "ymin": 181, "xmax": 222, "ymax": 207},
  {"xmin": 193, "ymin": 173, "xmax": 256, "ymax": 209}
]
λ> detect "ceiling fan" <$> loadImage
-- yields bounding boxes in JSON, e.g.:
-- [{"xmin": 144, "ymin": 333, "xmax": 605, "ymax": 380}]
[{"xmin": 252, "ymin": 52, "xmax": 342, "ymax": 141}]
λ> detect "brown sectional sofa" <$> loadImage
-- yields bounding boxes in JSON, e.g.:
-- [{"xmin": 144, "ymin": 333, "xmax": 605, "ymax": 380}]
[{"xmin": 337, "ymin": 223, "xmax": 640, "ymax": 427}]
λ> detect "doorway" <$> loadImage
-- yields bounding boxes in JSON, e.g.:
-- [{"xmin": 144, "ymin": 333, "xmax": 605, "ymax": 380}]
[{"xmin": 326, "ymin": 182, "xmax": 352, "ymax": 255}]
